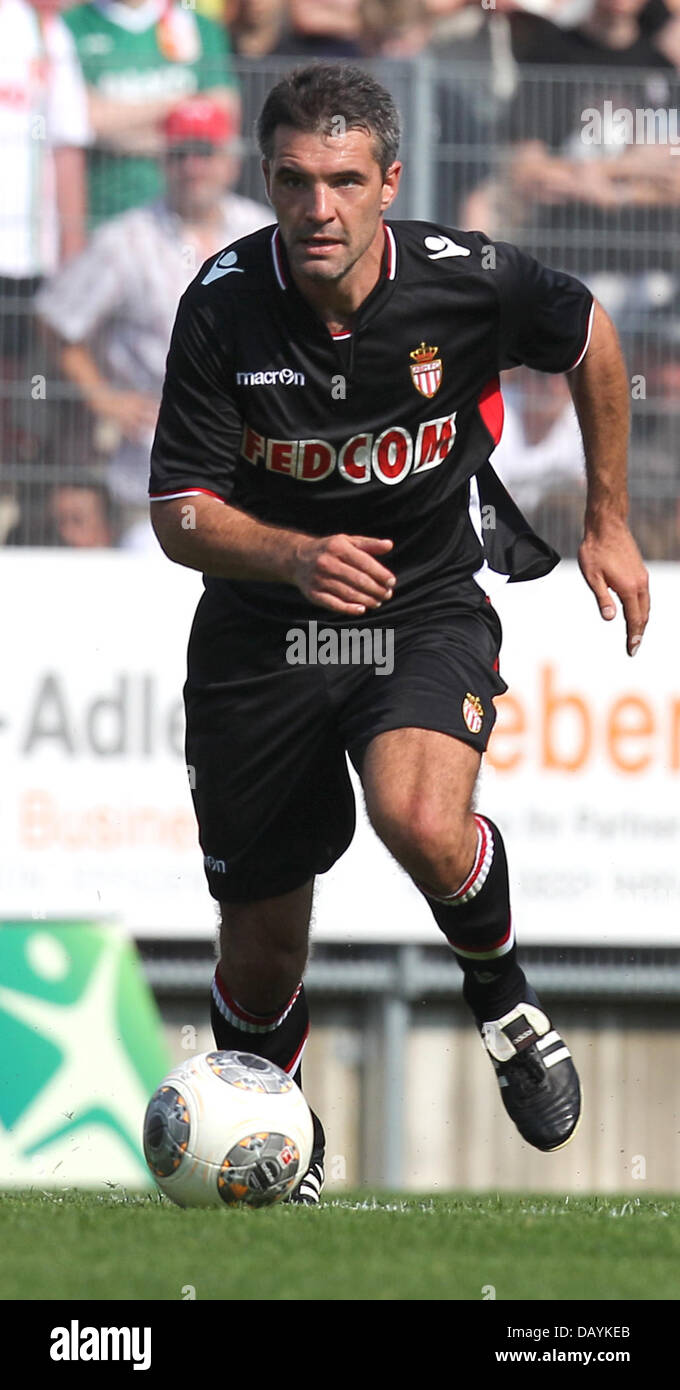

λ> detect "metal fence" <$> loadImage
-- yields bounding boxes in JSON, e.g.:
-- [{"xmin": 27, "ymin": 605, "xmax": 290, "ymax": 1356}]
[{"xmin": 1, "ymin": 54, "xmax": 678, "ymax": 556}]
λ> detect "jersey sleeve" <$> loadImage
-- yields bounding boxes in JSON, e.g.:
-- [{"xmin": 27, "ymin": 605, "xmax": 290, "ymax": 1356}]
[
  {"xmin": 149, "ymin": 284, "xmax": 242, "ymax": 502},
  {"xmin": 492, "ymin": 240, "xmax": 594, "ymax": 374}
]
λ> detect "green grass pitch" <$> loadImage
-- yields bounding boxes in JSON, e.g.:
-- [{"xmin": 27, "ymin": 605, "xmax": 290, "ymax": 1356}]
[{"xmin": 1, "ymin": 1190, "xmax": 679, "ymax": 1301}]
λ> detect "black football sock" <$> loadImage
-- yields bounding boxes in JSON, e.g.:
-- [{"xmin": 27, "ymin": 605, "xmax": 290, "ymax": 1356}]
[
  {"xmin": 419, "ymin": 815, "xmax": 528, "ymax": 1024},
  {"xmin": 288, "ymin": 1059, "xmax": 325, "ymax": 1157},
  {"xmin": 211, "ymin": 971, "xmax": 325, "ymax": 1162},
  {"xmin": 210, "ymin": 968, "xmax": 309, "ymax": 1080}
]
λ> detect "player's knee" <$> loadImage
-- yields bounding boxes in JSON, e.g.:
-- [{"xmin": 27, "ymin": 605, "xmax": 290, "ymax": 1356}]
[{"xmin": 370, "ymin": 796, "xmax": 473, "ymax": 893}]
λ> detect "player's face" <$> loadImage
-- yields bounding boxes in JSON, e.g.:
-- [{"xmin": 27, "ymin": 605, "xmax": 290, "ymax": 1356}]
[{"xmin": 263, "ymin": 126, "xmax": 401, "ymax": 290}]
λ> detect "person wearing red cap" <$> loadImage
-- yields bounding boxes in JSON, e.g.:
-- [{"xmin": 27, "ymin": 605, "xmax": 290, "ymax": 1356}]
[
  {"xmin": 64, "ymin": 0, "xmax": 240, "ymax": 226},
  {"xmin": 164, "ymin": 94, "xmax": 235, "ymax": 146},
  {"xmin": 36, "ymin": 94, "xmax": 269, "ymax": 547}
]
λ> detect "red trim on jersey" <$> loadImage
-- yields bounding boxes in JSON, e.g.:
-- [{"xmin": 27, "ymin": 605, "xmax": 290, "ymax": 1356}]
[
  {"xmin": 331, "ymin": 330, "xmax": 352, "ymax": 339},
  {"xmin": 478, "ymin": 376, "xmax": 504, "ymax": 446},
  {"xmin": 149, "ymin": 488, "xmax": 226, "ymax": 503}
]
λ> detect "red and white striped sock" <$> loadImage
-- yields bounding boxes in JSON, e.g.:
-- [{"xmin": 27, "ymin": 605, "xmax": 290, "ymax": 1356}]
[
  {"xmin": 420, "ymin": 815, "xmax": 526, "ymax": 1021},
  {"xmin": 210, "ymin": 969, "xmax": 309, "ymax": 1079}
]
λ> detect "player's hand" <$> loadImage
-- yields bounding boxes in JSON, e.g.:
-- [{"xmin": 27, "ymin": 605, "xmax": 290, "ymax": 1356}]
[
  {"xmin": 292, "ymin": 534, "xmax": 396, "ymax": 614},
  {"xmin": 578, "ymin": 517, "xmax": 650, "ymax": 657}
]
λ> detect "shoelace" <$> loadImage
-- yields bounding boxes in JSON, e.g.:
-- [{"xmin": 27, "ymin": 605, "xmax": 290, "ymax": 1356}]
[{"xmin": 501, "ymin": 1048, "xmax": 546, "ymax": 1096}]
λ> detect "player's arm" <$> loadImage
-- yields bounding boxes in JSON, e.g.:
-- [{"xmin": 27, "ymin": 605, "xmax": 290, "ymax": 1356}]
[
  {"xmin": 151, "ymin": 494, "xmax": 395, "ymax": 615},
  {"xmin": 567, "ymin": 301, "xmax": 649, "ymax": 657},
  {"xmin": 150, "ymin": 285, "xmax": 395, "ymax": 614}
]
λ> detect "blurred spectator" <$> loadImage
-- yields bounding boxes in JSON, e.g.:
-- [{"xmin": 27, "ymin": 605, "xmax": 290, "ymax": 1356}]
[
  {"xmin": 232, "ymin": 0, "xmax": 364, "ymax": 56},
  {"xmin": 283, "ymin": 0, "xmax": 364, "ymax": 55},
  {"xmin": 510, "ymin": 0, "xmax": 676, "ymax": 66},
  {"xmin": 639, "ymin": 0, "xmax": 680, "ymax": 65},
  {"xmin": 230, "ymin": 0, "xmax": 367, "ymax": 205},
  {"xmin": 469, "ymin": 366, "xmax": 586, "ymax": 560},
  {"xmin": 0, "ymin": 0, "xmax": 89, "ymax": 279},
  {"xmin": 63, "ymin": 0, "xmax": 240, "ymax": 224},
  {"xmin": 359, "ymin": 0, "xmax": 495, "ymax": 226},
  {"xmin": 627, "ymin": 415, "xmax": 680, "ymax": 557},
  {"xmin": 480, "ymin": 0, "xmax": 680, "ymax": 299},
  {"xmin": 230, "ymin": 0, "xmax": 289, "ymax": 56},
  {"xmin": 494, "ymin": 369, "xmax": 587, "ymax": 556},
  {"xmin": 5, "ymin": 475, "xmax": 119, "ymax": 546},
  {"xmin": 35, "ymin": 96, "xmax": 271, "ymax": 544},
  {"xmin": 194, "ymin": 0, "xmax": 229, "ymax": 20},
  {"xmin": 361, "ymin": 0, "xmax": 432, "ymax": 55},
  {"xmin": 626, "ymin": 299, "xmax": 680, "ymax": 450},
  {"xmin": 491, "ymin": 366, "xmax": 585, "ymax": 515},
  {"xmin": 406, "ymin": 3, "xmax": 516, "ymax": 106},
  {"xmin": 46, "ymin": 478, "xmax": 118, "ymax": 546},
  {"xmin": 529, "ymin": 483, "xmax": 587, "ymax": 557},
  {"xmin": 0, "ymin": 0, "xmax": 89, "ymax": 542},
  {"xmin": 625, "ymin": 280, "xmax": 680, "ymax": 546}
]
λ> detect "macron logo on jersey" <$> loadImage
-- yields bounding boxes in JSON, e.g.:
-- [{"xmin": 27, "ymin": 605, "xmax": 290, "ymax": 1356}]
[
  {"xmin": 202, "ymin": 250, "xmax": 244, "ymax": 285},
  {"xmin": 236, "ymin": 368, "xmax": 306, "ymax": 387},
  {"xmin": 424, "ymin": 235, "xmax": 471, "ymax": 261}
]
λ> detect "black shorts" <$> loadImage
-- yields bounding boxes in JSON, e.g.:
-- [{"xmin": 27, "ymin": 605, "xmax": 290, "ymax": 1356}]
[{"xmin": 184, "ymin": 582, "xmax": 507, "ymax": 903}]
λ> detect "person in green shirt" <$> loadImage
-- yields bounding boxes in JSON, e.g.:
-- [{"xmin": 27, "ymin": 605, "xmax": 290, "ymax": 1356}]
[{"xmin": 64, "ymin": 0, "xmax": 239, "ymax": 224}]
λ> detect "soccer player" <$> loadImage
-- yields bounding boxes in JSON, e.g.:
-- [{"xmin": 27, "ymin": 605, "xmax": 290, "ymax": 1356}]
[{"xmin": 149, "ymin": 65, "xmax": 649, "ymax": 1203}]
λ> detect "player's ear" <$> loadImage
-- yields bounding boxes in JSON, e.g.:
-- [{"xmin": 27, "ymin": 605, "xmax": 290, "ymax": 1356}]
[
  {"xmin": 261, "ymin": 158, "xmax": 272, "ymax": 203},
  {"xmin": 381, "ymin": 161, "xmax": 402, "ymax": 211}
]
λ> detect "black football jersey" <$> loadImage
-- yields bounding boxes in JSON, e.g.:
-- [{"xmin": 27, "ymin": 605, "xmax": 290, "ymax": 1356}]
[{"xmin": 150, "ymin": 220, "xmax": 593, "ymax": 623}]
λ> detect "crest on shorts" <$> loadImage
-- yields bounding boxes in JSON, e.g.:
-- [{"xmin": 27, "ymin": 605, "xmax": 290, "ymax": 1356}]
[
  {"xmin": 409, "ymin": 342, "xmax": 442, "ymax": 399},
  {"xmin": 463, "ymin": 692, "xmax": 484, "ymax": 735}
]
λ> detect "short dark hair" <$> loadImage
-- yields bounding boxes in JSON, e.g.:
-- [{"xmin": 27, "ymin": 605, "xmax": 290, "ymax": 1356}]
[{"xmin": 256, "ymin": 64, "xmax": 401, "ymax": 176}]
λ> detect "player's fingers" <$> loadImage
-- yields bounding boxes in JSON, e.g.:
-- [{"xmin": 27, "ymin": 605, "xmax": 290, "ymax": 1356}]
[
  {"xmin": 580, "ymin": 562, "xmax": 617, "ymax": 622},
  {"xmin": 638, "ymin": 573, "xmax": 651, "ymax": 630},
  {"xmin": 323, "ymin": 554, "xmax": 394, "ymax": 602},
  {"xmin": 621, "ymin": 588, "xmax": 646, "ymax": 657},
  {"xmin": 350, "ymin": 536, "xmax": 394, "ymax": 554},
  {"xmin": 341, "ymin": 538, "xmax": 396, "ymax": 591},
  {"xmin": 315, "ymin": 571, "xmax": 386, "ymax": 608},
  {"xmin": 311, "ymin": 589, "xmax": 368, "ymax": 615}
]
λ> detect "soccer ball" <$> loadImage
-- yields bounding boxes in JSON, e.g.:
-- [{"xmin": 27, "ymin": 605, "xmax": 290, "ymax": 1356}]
[{"xmin": 142, "ymin": 1050, "xmax": 313, "ymax": 1208}]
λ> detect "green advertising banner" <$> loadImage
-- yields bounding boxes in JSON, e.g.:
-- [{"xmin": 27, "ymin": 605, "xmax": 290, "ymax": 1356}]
[{"xmin": 0, "ymin": 922, "xmax": 171, "ymax": 1189}]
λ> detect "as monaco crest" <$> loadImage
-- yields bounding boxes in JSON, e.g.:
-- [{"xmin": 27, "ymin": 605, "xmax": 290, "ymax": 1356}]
[
  {"xmin": 462, "ymin": 693, "xmax": 484, "ymax": 735},
  {"xmin": 409, "ymin": 341, "xmax": 442, "ymax": 399}
]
